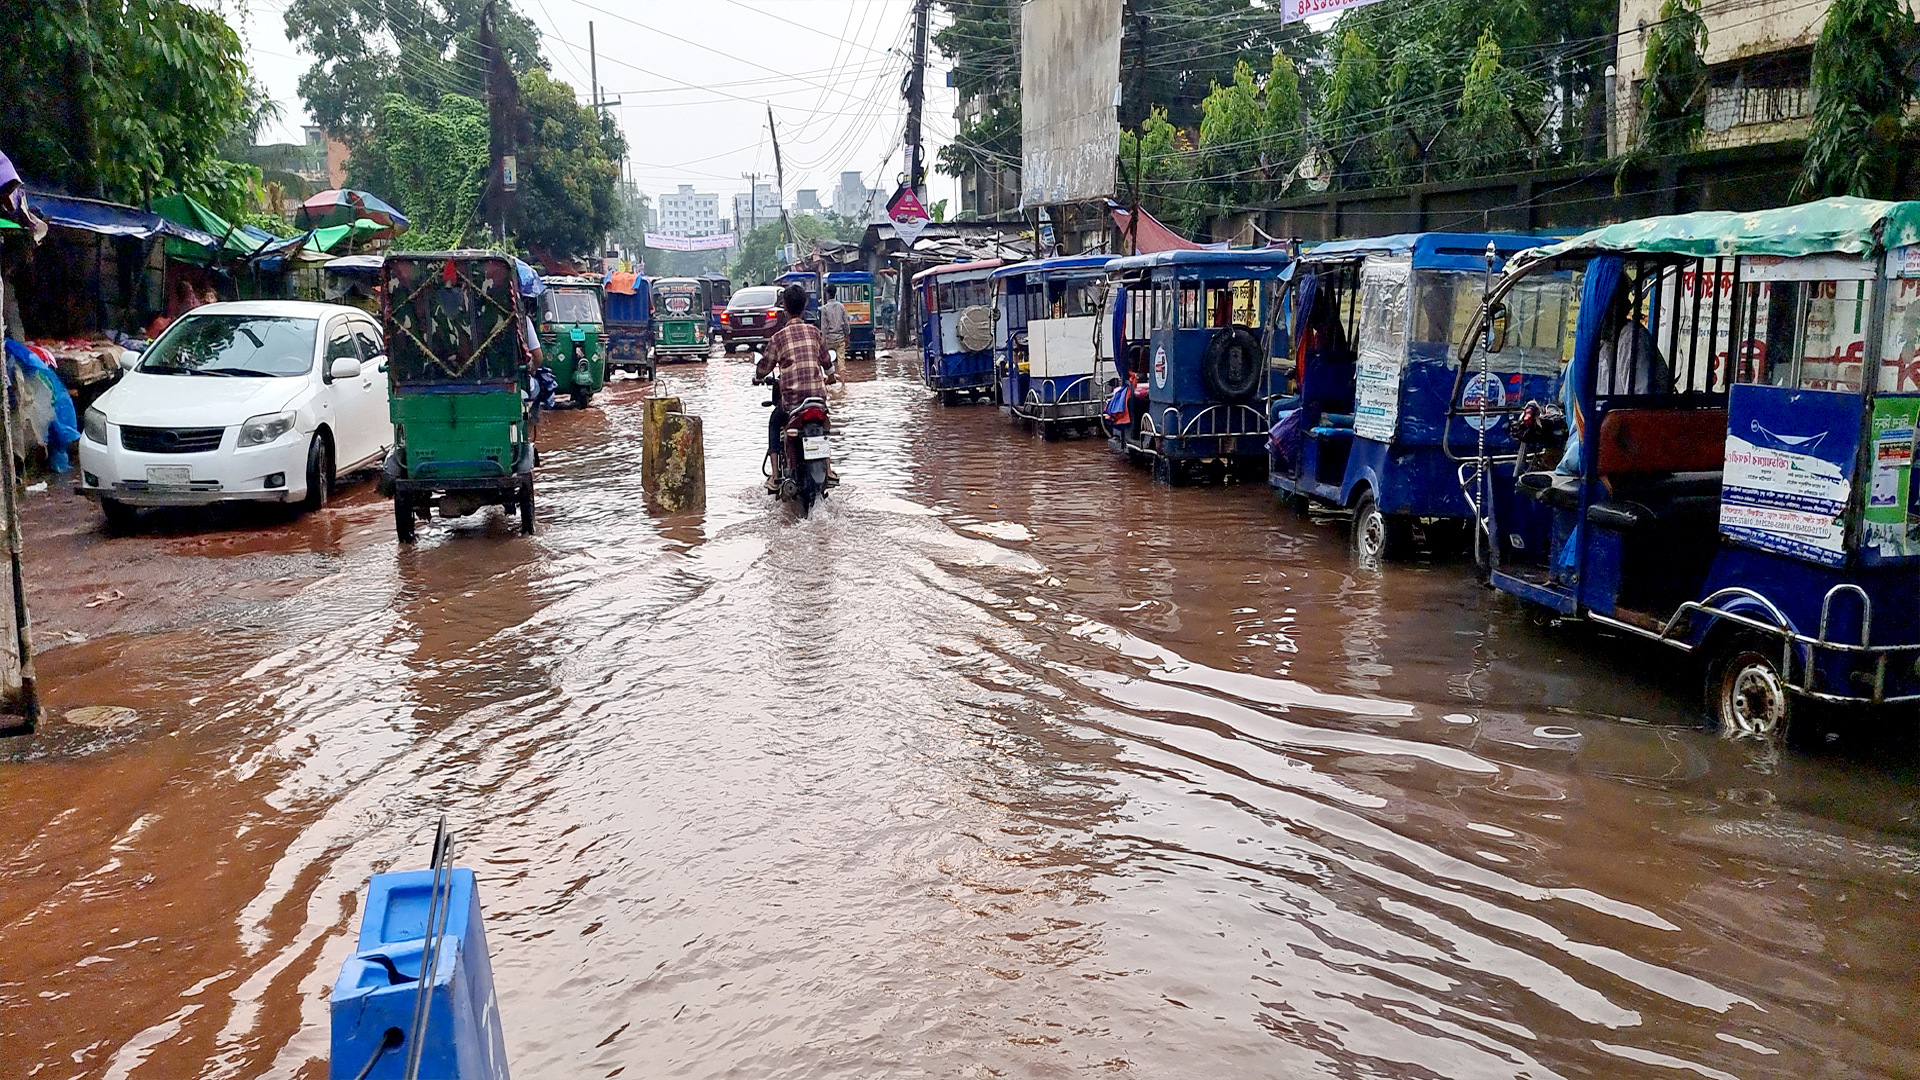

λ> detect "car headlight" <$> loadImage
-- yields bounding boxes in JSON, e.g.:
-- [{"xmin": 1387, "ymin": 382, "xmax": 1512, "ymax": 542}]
[
  {"xmin": 83, "ymin": 407, "xmax": 108, "ymax": 445},
  {"xmin": 237, "ymin": 411, "xmax": 297, "ymax": 447}
]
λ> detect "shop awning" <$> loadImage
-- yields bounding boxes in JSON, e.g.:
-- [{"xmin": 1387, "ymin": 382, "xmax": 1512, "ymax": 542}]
[{"xmin": 27, "ymin": 193, "xmax": 219, "ymax": 248}]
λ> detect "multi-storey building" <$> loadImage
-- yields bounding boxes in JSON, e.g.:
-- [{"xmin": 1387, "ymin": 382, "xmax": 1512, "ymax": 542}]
[
  {"xmin": 656, "ymin": 184, "xmax": 723, "ymax": 238},
  {"xmin": 733, "ymin": 183, "xmax": 780, "ymax": 234}
]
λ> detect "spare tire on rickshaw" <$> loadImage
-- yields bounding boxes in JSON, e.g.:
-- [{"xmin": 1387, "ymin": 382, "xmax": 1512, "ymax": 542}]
[{"xmin": 1202, "ymin": 325, "xmax": 1263, "ymax": 402}]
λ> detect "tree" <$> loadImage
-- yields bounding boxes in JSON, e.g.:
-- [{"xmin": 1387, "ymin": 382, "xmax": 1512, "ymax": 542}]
[
  {"xmin": 1320, "ymin": 31, "xmax": 1386, "ymax": 188},
  {"xmin": 1455, "ymin": 31, "xmax": 1547, "ymax": 178},
  {"xmin": 0, "ymin": 0, "xmax": 258, "ymax": 213},
  {"xmin": 511, "ymin": 69, "xmax": 625, "ymax": 261},
  {"xmin": 1794, "ymin": 0, "xmax": 1919, "ymax": 199},
  {"xmin": 934, "ymin": 0, "xmax": 1020, "ymax": 186},
  {"xmin": 1119, "ymin": 107, "xmax": 1201, "ymax": 235},
  {"xmin": 1636, "ymin": 0, "xmax": 1708, "ymax": 155},
  {"xmin": 350, "ymin": 93, "xmax": 490, "ymax": 250},
  {"xmin": 284, "ymin": 0, "xmax": 545, "ymax": 140},
  {"xmin": 1194, "ymin": 53, "xmax": 1310, "ymax": 216}
]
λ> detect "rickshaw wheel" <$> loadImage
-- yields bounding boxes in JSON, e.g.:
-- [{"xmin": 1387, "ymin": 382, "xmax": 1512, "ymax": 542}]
[
  {"xmin": 394, "ymin": 496, "xmax": 416, "ymax": 544},
  {"xmin": 1351, "ymin": 492, "xmax": 1411, "ymax": 565},
  {"xmin": 519, "ymin": 486, "xmax": 536, "ymax": 535},
  {"xmin": 571, "ymin": 390, "xmax": 593, "ymax": 409},
  {"xmin": 1708, "ymin": 634, "xmax": 1792, "ymax": 740}
]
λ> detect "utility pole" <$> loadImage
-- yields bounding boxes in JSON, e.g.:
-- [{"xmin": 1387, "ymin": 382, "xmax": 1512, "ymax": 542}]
[
  {"xmin": 590, "ymin": 21, "xmax": 599, "ymax": 109},
  {"xmin": 767, "ymin": 106, "xmax": 798, "ymax": 265},
  {"xmin": 903, "ymin": 0, "xmax": 930, "ymax": 201}
]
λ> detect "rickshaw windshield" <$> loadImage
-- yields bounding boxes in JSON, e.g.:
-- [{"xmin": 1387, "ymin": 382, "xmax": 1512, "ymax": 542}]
[
  {"xmin": 1049, "ymin": 278, "xmax": 1102, "ymax": 318},
  {"xmin": 831, "ymin": 284, "xmax": 871, "ymax": 303},
  {"xmin": 1175, "ymin": 279, "xmax": 1260, "ymax": 329},
  {"xmin": 1475, "ymin": 267, "xmax": 1584, "ymax": 376},
  {"xmin": 657, "ymin": 284, "xmax": 699, "ymax": 315},
  {"xmin": 542, "ymin": 289, "xmax": 601, "ymax": 324},
  {"xmin": 936, "ymin": 278, "xmax": 992, "ymax": 312}
]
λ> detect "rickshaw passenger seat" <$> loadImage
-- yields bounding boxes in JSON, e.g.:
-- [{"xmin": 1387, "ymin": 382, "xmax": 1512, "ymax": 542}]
[{"xmin": 1595, "ymin": 408, "xmax": 1727, "ymax": 479}]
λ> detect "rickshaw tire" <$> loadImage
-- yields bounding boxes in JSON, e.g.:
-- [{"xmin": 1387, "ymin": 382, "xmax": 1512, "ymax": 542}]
[
  {"xmin": 1705, "ymin": 631, "xmax": 1793, "ymax": 741},
  {"xmin": 519, "ymin": 486, "xmax": 536, "ymax": 535},
  {"xmin": 571, "ymin": 390, "xmax": 593, "ymax": 409},
  {"xmin": 1351, "ymin": 491, "xmax": 1410, "ymax": 563},
  {"xmin": 1203, "ymin": 326, "xmax": 1263, "ymax": 402},
  {"xmin": 394, "ymin": 496, "xmax": 416, "ymax": 543}
]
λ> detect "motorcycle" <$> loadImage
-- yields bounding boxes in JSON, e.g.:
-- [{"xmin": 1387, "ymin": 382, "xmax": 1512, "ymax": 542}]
[{"xmin": 757, "ymin": 375, "xmax": 833, "ymax": 516}]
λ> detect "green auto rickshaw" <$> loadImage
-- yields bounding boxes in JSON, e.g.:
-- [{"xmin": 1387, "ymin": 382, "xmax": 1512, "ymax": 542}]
[
  {"xmin": 538, "ymin": 274, "xmax": 607, "ymax": 407},
  {"xmin": 380, "ymin": 251, "xmax": 537, "ymax": 541},
  {"xmin": 652, "ymin": 277, "xmax": 712, "ymax": 361}
]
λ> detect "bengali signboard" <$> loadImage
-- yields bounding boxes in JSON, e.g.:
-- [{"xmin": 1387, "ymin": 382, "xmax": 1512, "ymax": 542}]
[
  {"xmin": 1719, "ymin": 385, "xmax": 1859, "ymax": 567},
  {"xmin": 1865, "ymin": 395, "xmax": 1920, "ymax": 559},
  {"xmin": 1282, "ymin": 0, "xmax": 1391, "ymax": 21}
]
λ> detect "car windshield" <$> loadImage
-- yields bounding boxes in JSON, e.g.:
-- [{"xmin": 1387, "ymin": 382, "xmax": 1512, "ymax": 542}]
[
  {"xmin": 732, "ymin": 287, "xmax": 779, "ymax": 309},
  {"xmin": 542, "ymin": 289, "xmax": 601, "ymax": 324},
  {"xmin": 139, "ymin": 314, "xmax": 316, "ymax": 377}
]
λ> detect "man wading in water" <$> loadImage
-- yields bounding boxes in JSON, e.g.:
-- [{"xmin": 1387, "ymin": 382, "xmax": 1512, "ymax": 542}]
[{"xmin": 755, "ymin": 283, "xmax": 838, "ymax": 491}]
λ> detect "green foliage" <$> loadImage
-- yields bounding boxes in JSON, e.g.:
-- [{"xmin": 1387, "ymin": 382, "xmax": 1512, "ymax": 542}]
[
  {"xmin": 939, "ymin": 102, "xmax": 1021, "ymax": 181},
  {"xmin": 1455, "ymin": 31, "xmax": 1546, "ymax": 177},
  {"xmin": 511, "ymin": 70, "xmax": 626, "ymax": 260},
  {"xmin": 1119, "ymin": 107, "xmax": 1201, "ymax": 235},
  {"xmin": 1637, "ymin": 0, "xmax": 1708, "ymax": 155},
  {"xmin": 351, "ymin": 93, "xmax": 491, "ymax": 250},
  {"xmin": 1320, "ymin": 31, "xmax": 1385, "ymax": 187},
  {"xmin": 727, "ymin": 216, "xmax": 844, "ymax": 284},
  {"xmin": 0, "ymin": 0, "xmax": 258, "ymax": 213},
  {"xmin": 1194, "ymin": 54, "xmax": 1309, "ymax": 215},
  {"xmin": 284, "ymin": 0, "xmax": 545, "ymax": 139},
  {"xmin": 1794, "ymin": 0, "xmax": 1919, "ymax": 199}
]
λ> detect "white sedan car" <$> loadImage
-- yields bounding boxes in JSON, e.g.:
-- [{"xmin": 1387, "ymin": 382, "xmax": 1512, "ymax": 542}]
[{"xmin": 77, "ymin": 301, "xmax": 393, "ymax": 529}]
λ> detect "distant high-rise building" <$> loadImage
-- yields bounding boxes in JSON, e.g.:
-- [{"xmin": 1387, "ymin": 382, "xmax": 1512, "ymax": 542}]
[
  {"xmin": 795, "ymin": 189, "xmax": 823, "ymax": 213},
  {"xmin": 732, "ymin": 183, "xmax": 780, "ymax": 234},
  {"xmin": 831, "ymin": 171, "xmax": 873, "ymax": 220},
  {"xmin": 656, "ymin": 184, "xmax": 722, "ymax": 238}
]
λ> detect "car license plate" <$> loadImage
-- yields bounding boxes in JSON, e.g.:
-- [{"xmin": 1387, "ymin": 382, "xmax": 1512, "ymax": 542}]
[
  {"xmin": 146, "ymin": 466, "xmax": 191, "ymax": 487},
  {"xmin": 801, "ymin": 436, "xmax": 830, "ymax": 460}
]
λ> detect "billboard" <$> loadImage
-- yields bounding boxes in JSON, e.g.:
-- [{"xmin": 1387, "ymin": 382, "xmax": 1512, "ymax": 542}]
[
  {"xmin": 645, "ymin": 232, "xmax": 736, "ymax": 251},
  {"xmin": 1021, "ymin": 0, "xmax": 1124, "ymax": 206}
]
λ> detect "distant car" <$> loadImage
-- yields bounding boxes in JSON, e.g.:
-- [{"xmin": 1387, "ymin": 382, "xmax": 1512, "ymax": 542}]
[
  {"xmin": 718, "ymin": 286, "xmax": 785, "ymax": 352},
  {"xmin": 76, "ymin": 301, "xmax": 394, "ymax": 531}
]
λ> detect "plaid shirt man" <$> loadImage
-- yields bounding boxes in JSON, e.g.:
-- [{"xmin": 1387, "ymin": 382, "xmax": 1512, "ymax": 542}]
[{"xmin": 756, "ymin": 318, "xmax": 831, "ymax": 408}]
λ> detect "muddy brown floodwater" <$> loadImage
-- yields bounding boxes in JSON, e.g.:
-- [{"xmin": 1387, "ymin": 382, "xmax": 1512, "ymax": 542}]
[{"xmin": 3, "ymin": 352, "xmax": 1919, "ymax": 1080}]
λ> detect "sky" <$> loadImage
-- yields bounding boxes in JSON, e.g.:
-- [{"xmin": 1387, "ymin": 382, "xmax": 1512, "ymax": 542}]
[{"xmin": 231, "ymin": 0, "xmax": 962, "ymax": 216}]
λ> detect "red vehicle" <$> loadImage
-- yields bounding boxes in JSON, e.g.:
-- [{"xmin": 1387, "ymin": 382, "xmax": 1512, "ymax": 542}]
[{"xmin": 719, "ymin": 285, "xmax": 784, "ymax": 353}]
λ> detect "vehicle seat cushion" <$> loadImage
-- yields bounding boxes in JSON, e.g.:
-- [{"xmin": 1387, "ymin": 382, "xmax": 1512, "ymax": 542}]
[
  {"xmin": 1595, "ymin": 408, "xmax": 1727, "ymax": 477},
  {"xmin": 1519, "ymin": 470, "xmax": 1582, "ymax": 509}
]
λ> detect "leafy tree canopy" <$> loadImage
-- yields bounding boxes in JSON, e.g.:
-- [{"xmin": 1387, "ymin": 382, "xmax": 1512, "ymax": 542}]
[
  {"xmin": 0, "ymin": 0, "xmax": 260, "ymax": 215},
  {"xmin": 727, "ymin": 214, "xmax": 862, "ymax": 285},
  {"xmin": 1794, "ymin": 0, "xmax": 1920, "ymax": 199},
  {"xmin": 1636, "ymin": 0, "xmax": 1708, "ymax": 155},
  {"xmin": 350, "ymin": 93, "xmax": 491, "ymax": 250},
  {"xmin": 511, "ymin": 69, "xmax": 626, "ymax": 261},
  {"xmin": 285, "ymin": 0, "xmax": 545, "ymax": 140}
]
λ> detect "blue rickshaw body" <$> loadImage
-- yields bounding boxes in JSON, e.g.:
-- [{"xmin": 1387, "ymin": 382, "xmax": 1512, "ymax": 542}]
[
  {"xmin": 1272, "ymin": 232, "xmax": 1558, "ymax": 520},
  {"xmin": 1458, "ymin": 199, "xmax": 1920, "ymax": 726},
  {"xmin": 1104, "ymin": 249, "xmax": 1293, "ymax": 468},
  {"xmin": 825, "ymin": 270, "xmax": 876, "ymax": 358},
  {"xmin": 914, "ymin": 259, "xmax": 1003, "ymax": 397},
  {"xmin": 992, "ymin": 256, "xmax": 1114, "ymax": 430},
  {"xmin": 775, "ymin": 270, "xmax": 822, "ymax": 325},
  {"xmin": 602, "ymin": 274, "xmax": 653, "ymax": 375}
]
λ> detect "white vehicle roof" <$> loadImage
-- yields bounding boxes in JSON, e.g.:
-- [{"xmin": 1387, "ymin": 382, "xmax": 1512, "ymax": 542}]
[{"xmin": 179, "ymin": 300, "xmax": 370, "ymax": 320}]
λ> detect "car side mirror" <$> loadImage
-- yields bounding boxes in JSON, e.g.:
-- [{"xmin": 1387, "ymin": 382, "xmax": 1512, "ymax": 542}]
[
  {"xmin": 329, "ymin": 356, "xmax": 362, "ymax": 381},
  {"xmin": 117, "ymin": 349, "xmax": 141, "ymax": 371},
  {"xmin": 1484, "ymin": 303, "xmax": 1510, "ymax": 354},
  {"xmin": 374, "ymin": 355, "xmax": 389, "ymax": 373}
]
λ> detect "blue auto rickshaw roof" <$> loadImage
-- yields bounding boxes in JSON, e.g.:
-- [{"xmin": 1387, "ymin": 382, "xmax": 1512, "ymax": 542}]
[
  {"xmin": 990, "ymin": 255, "xmax": 1114, "ymax": 280},
  {"xmin": 775, "ymin": 270, "xmax": 817, "ymax": 281},
  {"xmin": 824, "ymin": 270, "xmax": 873, "ymax": 284},
  {"xmin": 1104, "ymin": 247, "xmax": 1292, "ymax": 279},
  {"xmin": 1298, "ymin": 232, "xmax": 1554, "ymax": 270}
]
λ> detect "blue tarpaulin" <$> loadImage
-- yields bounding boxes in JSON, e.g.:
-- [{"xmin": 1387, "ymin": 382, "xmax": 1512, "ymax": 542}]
[{"xmin": 26, "ymin": 193, "xmax": 218, "ymax": 249}]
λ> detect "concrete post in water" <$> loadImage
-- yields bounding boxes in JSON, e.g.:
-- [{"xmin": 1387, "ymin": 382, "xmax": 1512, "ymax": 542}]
[{"xmin": 642, "ymin": 396, "xmax": 705, "ymax": 511}]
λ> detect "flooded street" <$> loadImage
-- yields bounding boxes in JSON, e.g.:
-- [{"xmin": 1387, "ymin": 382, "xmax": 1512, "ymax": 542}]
[{"xmin": 4, "ymin": 351, "xmax": 1919, "ymax": 1080}]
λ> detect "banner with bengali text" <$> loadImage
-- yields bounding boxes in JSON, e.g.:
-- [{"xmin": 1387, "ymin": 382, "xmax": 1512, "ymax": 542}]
[{"xmin": 644, "ymin": 232, "xmax": 736, "ymax": 251}]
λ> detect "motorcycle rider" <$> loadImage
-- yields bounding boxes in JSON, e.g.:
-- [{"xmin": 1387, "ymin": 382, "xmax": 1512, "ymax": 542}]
[{"xmin": 754, "ymin": 283, "xmax": 835, "ymax": 491}]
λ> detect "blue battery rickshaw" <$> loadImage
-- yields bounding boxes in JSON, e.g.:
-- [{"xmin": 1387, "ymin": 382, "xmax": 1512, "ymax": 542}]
[
  {"xmin": 602, "ymin": 270, "xmax": 654, "ymax": 379},
  {"xmin": 914, "ymin": 259, "xmax": 1003, "ymax": 404},
  {"xmin": 1270, "ymin": 233, "xmax": 1557, "ymax": 560},
  {"xmin": 825, "ymin": 271, "xmax": 876, "ymax": 359},
  {"xmin": 700, "ymin": 271, "xmax": 732, "ymax": 336},
  {"xmin": 1101, "ymin": 249, "xmax": 1292, "ymax": 483},
  {"xmin": 992, "ymin": 256, "xmax": 1113, "ymax": 437},
  {"xmin": 1454, "ymin": 197, "xmax": 1920, "ymax": 739},
  {"xmin": 774, "ymin": 269, "xmax": 822, "ymax": 324}
]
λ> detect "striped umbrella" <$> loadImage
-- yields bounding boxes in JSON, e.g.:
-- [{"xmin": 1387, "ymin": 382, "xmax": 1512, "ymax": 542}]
[{"xmin": 294, "ymin": 189, "xmax": 411, "ymax": 238}]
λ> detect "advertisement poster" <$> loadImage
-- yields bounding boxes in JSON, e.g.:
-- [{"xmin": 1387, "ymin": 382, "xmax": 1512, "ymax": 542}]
[
  {"xmin": 1352, "ymin": 259, "xmax": 1409, "ymax": 443},
  {"xmin": 1720, "ymin": 387, "xmax": 1859, "ymax": 567},
  {"xmin": 1864, "ymin": 395, "xmax": 1920, "ymax": 558}
]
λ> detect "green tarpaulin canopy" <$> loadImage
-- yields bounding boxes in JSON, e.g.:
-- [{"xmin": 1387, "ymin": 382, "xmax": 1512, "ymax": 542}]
[
  {"xmin": 150, "ymin": 193, "xmax": 256, "ymax": 261},
  {"xmin": 1526, "ymin": 197, "xmax": 1920, "ymax": 264},
  {"xmin": 308, "ymin": 218, "xmax": 386, "ymax": 253}
]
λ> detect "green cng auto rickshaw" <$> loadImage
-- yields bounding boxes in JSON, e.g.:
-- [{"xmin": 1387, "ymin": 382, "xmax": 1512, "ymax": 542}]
[
  {"xmin": 653, "ymin": 277, "xmax": 711, "ymax": 361},
  {"xmin": 538, "ymin": 275, "xmax": 606, "ymax": 407},
  {"xmin": 380, "ymin": 251, "xmax": 537, "ymax": 541}
]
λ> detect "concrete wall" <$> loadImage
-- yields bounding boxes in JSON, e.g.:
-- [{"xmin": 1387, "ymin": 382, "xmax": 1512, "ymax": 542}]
[{"xmin": 1614, "ymin": 0, "xmax": 1830, "ymax": 151}]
